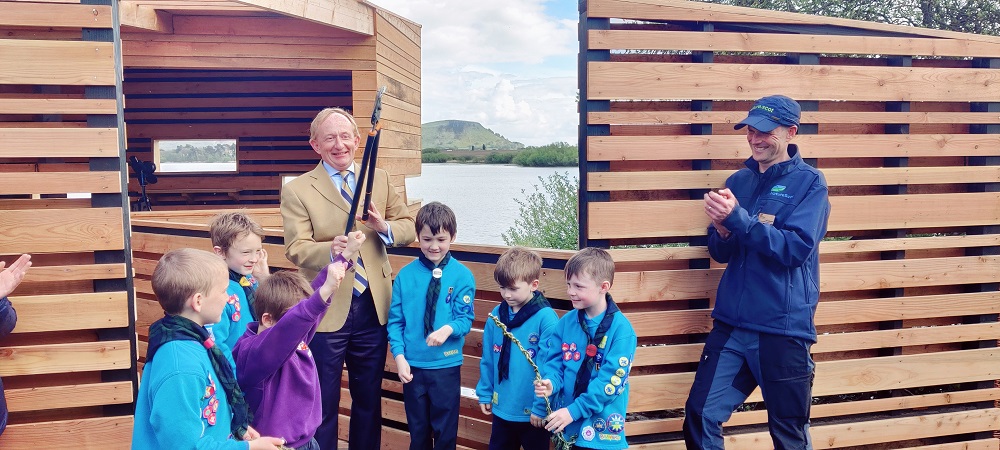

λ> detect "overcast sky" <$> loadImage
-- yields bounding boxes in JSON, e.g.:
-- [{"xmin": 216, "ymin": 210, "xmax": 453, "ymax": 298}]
[{"xmin": 367, "ymin": 0, "xmax": 579, "ymax": 146}]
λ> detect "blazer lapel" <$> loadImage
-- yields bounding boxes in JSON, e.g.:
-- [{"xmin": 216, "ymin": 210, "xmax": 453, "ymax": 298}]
[{"xmin": 309, "ymin": 163, "xmax": 351, "ymax": 214}]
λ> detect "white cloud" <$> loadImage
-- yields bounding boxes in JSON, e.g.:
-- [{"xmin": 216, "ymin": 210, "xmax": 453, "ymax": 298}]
[{"xmin": 367, "ymin": 0, "xmax": 578, "ymax": 146}]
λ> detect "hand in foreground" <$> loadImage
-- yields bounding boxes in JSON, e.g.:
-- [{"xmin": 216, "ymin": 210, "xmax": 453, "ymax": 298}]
[
  {"xmin": 243, "ymin": 426, "xmax": 261, "ymax": 440},
  {"xmin": 252, "ymin": 248, "xmax": 270, "ymax": 281},
  {"xmin": 529, "ymin": 413, "xmax": 545, "ymax": 428},
  {"xmin": 395, "ymin": 355, "xmax": 413, "ymax": 383},
  {"xmin": 534, "ymin": 379, "xmax": 553, "ymax": 398},
  {"xmin": 425, "ymin": 325, "xmax": 452, "ymax": 346},
  {"xmin": 544, "ymin": 408, "xmax": 573, "ymax": 433},
  {"xmin": 357, "ymin": 202, "xmax": 389, "ymax": 234},
  {"xmin": 480, "ymin": 403, "xmax": 492, "ymax": 415},
  {"xmin": 319, "ymin": 261, "xmax": 348, "ymax": 301},
  {"xmin": 247, "ymin": 436, "xmax": 286, "ymax": 450},
  {"xmin": 0, "ymin": 254, "xmax": 31, "ymax": 298},
  {"xmin": 344, "ymin": 230, "xmax": 366, "ymax": 258}
]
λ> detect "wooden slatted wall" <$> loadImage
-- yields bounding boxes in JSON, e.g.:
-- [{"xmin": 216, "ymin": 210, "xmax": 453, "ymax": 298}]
[
  {"xmin": 119, "ymin": 7, "xmax": 421, "ymax": 210},
  {"xmin": 579, "ymin": 0, "xmax": 1000, "ymax": 448},
  {"xmin": 0, "ymin": 0, "xmax": 136, "ymax": 448}
]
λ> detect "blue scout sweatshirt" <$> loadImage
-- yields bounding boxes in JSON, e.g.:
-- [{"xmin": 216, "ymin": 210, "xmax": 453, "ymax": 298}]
[
  {"xmin": 536, "ymin": 306, "xmax": 637, "ymax": 449},
  {"xmin": 709, "ymin": 145, "xmax": 830, "ymax": 342},
  {"xmin": 476, "ymin": 301, "xmax": 559, "ymax": 422},
  {"xmin": 388, "ymin": 257, "xmax": 476, "ymax": 369},
  {"xmin": 132, "ymin": 339, "xmax": 248, "ymax": 450},
  {"xmin": 209, "ymin": 277, "xmax": 255, "ymax": 373}
]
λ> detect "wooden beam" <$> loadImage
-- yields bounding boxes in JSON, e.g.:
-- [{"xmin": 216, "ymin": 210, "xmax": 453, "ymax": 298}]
[
  {"xmin": 230, "ymin": 0, "xmax": 374, "ymax": 35},
  {"xmin": 0, "ymin": 340, "xmax": 131, "ymax": 377},
  {"xmin": 0, "ymin": 416, "xmax": 134, "ymax": 449},
  {"xmin": 10, "ymin": 292, "xmax": 130, "ymax": 333},
  {"xmin": 0, "ymin": 98, "xmax": 116, "ymax": 115},
  {"xmin": 5, "ymin": 382, "xmax": 133, "ymax": 412},
  {"xmin": 119, "ymin": 1, "xmax": 173, "ymax": 33},
  {"xmin": 0, "ymin": 128, "xmax": 118, "ymax": 158},
  {"xmin": 0, "ymin": 40, "xmax": 115, "ymax": 86}
]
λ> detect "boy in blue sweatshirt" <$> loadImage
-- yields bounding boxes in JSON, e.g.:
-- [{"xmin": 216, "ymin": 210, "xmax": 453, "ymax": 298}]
[
  {"xmin": 535, "ymin": 248, "xmax": 637, "ymax": 450},
  {"xmin": 388, "ymin": 202, "xmax": 476, "ymax": 450},
  {"xmin": 476, "ymin": 247, "xmax": 558, "ymax": 450},
  {"xmin": 132, "ymin": 248, "xmax": 284, "ymax": 450},
  {"xmin": 210, "ymin": 211, "xmax": 271, "ymax": 372}
]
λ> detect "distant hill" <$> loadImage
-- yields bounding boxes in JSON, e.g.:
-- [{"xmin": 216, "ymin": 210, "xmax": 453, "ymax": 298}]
[{"xmin": 422, "ymin": 120, "xmax": 524, "ymax": 151}]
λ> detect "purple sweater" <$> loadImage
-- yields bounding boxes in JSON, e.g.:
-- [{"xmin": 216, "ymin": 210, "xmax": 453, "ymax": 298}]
[{"xmin": 232, "ymin": 271, "xmax": 330, "ymax": 448}]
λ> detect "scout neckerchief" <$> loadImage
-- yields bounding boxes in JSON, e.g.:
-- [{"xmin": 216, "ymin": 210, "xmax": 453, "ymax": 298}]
[
  {"xmin": 147, "ymin": 314, "xmax": 252, "ymax": 439},
  {"xmin": 228, "ymin": 269, "xmax": 256, "ymax": 320},
  {"xmin": 498, "ymin": 290, "xmax": 550, "ymax": 382},
  {"xmin": 419, "ymin": 252, "xmax": 452, "ymax": 337},
  {"xmin": 573, "ymin": 293, "xmax": 619, "ymax": 398}
]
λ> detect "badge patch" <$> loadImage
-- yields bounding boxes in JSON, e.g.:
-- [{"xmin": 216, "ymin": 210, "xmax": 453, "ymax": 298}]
[
  {"xmin": 581, "ymin": 426, "xmax": 596, "ymax": 442},
  {"xmin": 528, "ymin": 333, "xmax": 539, "ymax": 345},
  {"xmin": 618, "ymin": 357, "xmax": 630, "ymax": 367},
  {"xmin": 593, "ymin": 418, "xmax": 606, "ymax": 432},
  {"xmin": 607, "ymin": 413, "xmax": 625, "ymax": 433},
  {"xmin": 561, "ymin": 342, "xmax": 569, "ymax": 352},
  {"xmin": 563, "ymin": 351, "xmax": 572, "ymax": 361},
  {"xmin": 604, "ymin": 384, "xmax": 615, "ymax": 395},
  {"xmin": 569, "ymin": 342, "xmax": 577, "ymax": 352},
  {"xmin": 572, "ymin": 351, "xmax": 581, "ymax": 361},
  {"xmin": 493, "ymin": 344, "xmax": 502, "ymax": 353},
  {"xmin": 615, "ymin": 368, "xmax": 625, "ymax": 377},
  {"xmin": 462, "ymin": 294, "xmax": 471, "ymax": 304},
  {"xmin": 611, "ymin": 375, "xmax": 622, "ymax": 386},
  {"xmin": 527, "ymin": 348, "xmax": 536, "ymax": 359},
  {"xmin": 758, "ymin": 212, "xmax": 776, "ymax": 225},
  {"xmin": 598, "ymin": 336, "xmax": 607, "ymax": 349}
]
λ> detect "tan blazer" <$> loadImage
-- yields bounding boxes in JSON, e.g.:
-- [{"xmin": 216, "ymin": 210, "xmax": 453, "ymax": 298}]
[{"xmin": 281, "ymin": 163, "xmax": 416, "ymax": 332}]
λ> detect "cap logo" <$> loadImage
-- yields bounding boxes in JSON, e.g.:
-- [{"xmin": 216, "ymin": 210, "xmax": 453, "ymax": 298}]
[{"xmin": 752, "ymin": 104, "xmax": 775, "ymax": 113}]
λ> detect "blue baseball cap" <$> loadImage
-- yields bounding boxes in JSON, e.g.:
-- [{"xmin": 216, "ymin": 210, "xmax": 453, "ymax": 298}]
[{"xmin": 734, "ymin": 95, "xmax": 801, "ymax": 132}]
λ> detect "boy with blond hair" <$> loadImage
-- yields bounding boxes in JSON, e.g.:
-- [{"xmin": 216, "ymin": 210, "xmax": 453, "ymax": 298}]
[
  {"xmin": 210, "ymin": 211, "xmax": 271, "ymax": 371},
  {"xmin": 132, "ymin": 248, "xmax": 284, "ymax": 450},
  {"xmin": 477, "ymin": 247, "xmax": 558, "ymax": 450},
  {"xmin": 233, "ymin": 231, "xmax": 365, "ymax": 450},
  {"xmin": 535, "ymin": 248, "xmax": 636, "ymax": 450}
]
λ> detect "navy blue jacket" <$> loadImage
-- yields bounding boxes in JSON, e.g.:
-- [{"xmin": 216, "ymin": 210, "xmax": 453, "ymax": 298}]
[
  {"xmin": 709, "ymin": 145, "xmax": 830, "ymax": 342},
  {"xmin": 0, "ymin": 296, "xmax": 16, "ymax": 435}
]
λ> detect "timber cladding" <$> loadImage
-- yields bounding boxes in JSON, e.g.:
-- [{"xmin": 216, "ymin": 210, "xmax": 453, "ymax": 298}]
[
  {"xmin": 0, "ymin": 0, "xmax": 136, "ymax": 448},
  {"xmin": 578, "ymin": 0, "xmax": 1000, "ymax": 448}
]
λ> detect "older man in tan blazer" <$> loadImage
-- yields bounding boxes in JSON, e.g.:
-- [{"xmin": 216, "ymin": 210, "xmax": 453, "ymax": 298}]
[{"xmin": 281, "ymin": 107, "xmax": 416, "ymax": 450}]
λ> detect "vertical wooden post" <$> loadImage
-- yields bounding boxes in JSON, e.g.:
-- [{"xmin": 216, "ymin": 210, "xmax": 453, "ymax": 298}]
[{"xmin": 578, "ymin": 0, "xmax": 610, "ymax": 249}]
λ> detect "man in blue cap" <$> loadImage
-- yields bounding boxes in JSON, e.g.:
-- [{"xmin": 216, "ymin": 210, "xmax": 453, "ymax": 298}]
[{"xmin": 683, "ymin": 95, "xmax": 831, "ymax": 450}]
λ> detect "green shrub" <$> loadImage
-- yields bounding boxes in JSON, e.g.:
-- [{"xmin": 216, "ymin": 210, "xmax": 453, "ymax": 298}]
[
  {"xmin": 502, "ymin": 172, "xmax": 579, "ymax": 250},
  {"xmin": 422, "ymin": 152, "xmax": 451, "ymax": 163}
]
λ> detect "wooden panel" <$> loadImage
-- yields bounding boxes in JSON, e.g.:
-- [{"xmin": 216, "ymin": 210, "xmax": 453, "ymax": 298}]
[
  {"xmin": 0, "ymin": 99, "xmax": 116, "ymax": 115},
  {"xmin": 0, "ymin": 3, "xmax": 113, "ymax": 28},
  {"xmin": 590, "ymin": 29, "xmax": 1000, "ymax": 59},
  {"xmin": 589, "ymin": 110, "xmax": 1000, "ymax": 125},
  {"xmin": 588, "ymin": 193, "xmax": 1000, "ymax": 238},
  {"xmin": 0, "ymin": 171, "xmax": 121, "ymax": 195},
  {"xmin": 585, "ymin": 0, "xmax": 1000, "ymax": 43},
  {"xmin": 628, "ymin": 348, "xmax": 1000, "ymax": 412},
  {"xmin": 9, "ymin": 292, "xmax": 130, "ymax": 333},
  {"xmin": 0, "ymin": 340, "xmax": 131, "ymax": 377},
  {"xmin": 0, "ymin": 128, "xmax": 118, "ymax": 158},
  {"xmin": 589, "ymin": 62, "xmax": 1000, "ymax": 102},
  {"xmin": 0, "ymin": 416, "xmax": 134, "ymax": 450},
  {"xmin": 231, "ymin": 0, "xmax": 374, "ymax": 35},
  {"xmin": 5, "ymin": 382, "xmax": 133, "ymax": 412},
  {"xmin": 0, "ymin": 40, "xmax": 115, "ymax": 85},
  {"xmin": 588, "ymin": 134, "xmax": 1000, "ymax": 161},
  {"xmin": 589, "ymin": 166, "xmax": 1000, "ymax": 190},
  {"xmin": 0, "ymin": 208, "xmax": 125, "ymax": 253},
  {"xmin": 21, "ymin": 263, "xmax": 127, "ymax": 282}
]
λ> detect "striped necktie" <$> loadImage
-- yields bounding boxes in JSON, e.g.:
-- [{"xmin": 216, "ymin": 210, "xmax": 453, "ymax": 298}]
[{"xmin": 339, "ymin": 170, "xmax": 369, "ymax": 297}]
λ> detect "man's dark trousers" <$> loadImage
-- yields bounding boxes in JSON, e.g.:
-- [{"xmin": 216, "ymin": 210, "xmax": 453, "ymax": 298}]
[{"xmin": 310, "ymin": 288, "xmax": 387, "ymax": 450}]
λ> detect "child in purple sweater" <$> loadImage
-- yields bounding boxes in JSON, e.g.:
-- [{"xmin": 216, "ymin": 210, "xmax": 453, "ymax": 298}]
[{"xmin": 233, "ymin": 231, "xmax": 364, "ymax": 450}]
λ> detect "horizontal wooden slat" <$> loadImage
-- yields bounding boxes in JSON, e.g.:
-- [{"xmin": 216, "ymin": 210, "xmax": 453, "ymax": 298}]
[
  {"xmin": 590, "ymin": 29, "xmax": 1000, "ymax": 58},
  {"xmin": 5, "ymin": 381, "xmax": 133, "ymax": 412},
  {"xmin": 0, "ymin": 3, "xmax": 113, "ymax": 28},
  {"xmin": 820, "ymin": 255, "xmax": 1000, "ymax": 292},
  {"xmin": 0, "ymin": 40, "xmax": 115, "ymax": 86},
  {"xmin": 585, "ymin": 0, "xmax": 1000, "ymax": 44},
  {"xmin": 589, "ymin": 62, "xmax": 1000, "ymax": 102},
  {"xmin": 589, "ymin": 193, "xmax": 1000, "ymax": 238},
  {"xmin": 589, "ymin": 166, "xmax": 1000, "ymax": 191},
  {"xmin": 21, "ymin": 263, "xmax": 126, "ymax": 282},
  {"xmin": 0, "ymin": 416, "xmax": 133, "ymax": 450},
  {"xmin": 0, "ymin": 128, "xmax": 118, "ymax": 158},
  {"xmin": 9, "ymin": 292, "xmax": 130, "ymax": 333},
  {"xmin": 0, "ymin": 171, "xmax": 122, "ymax": 195},
  {"xmin": 0, "ymin": 340, "xmax": 131, "ymax": 377},
  {"xmin": 0, "ymin": 99, "xmax": 116, "ymax": 115},
  {"xmin": 588, "ymin": 134, "xmax": 1000, "ymax": 161},
  {"xmin": 0, "ymin": 208, "xmax": 125, "ymax": 253},
  {"xmin": 589, "ymin": 110, "xmax": 1000, "ymax": 125}
]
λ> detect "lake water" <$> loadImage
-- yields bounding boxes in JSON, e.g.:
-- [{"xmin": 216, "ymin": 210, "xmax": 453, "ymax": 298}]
[{"xmin": 405, "ymin": 164, "xmax": 576, "ymax": 246}]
